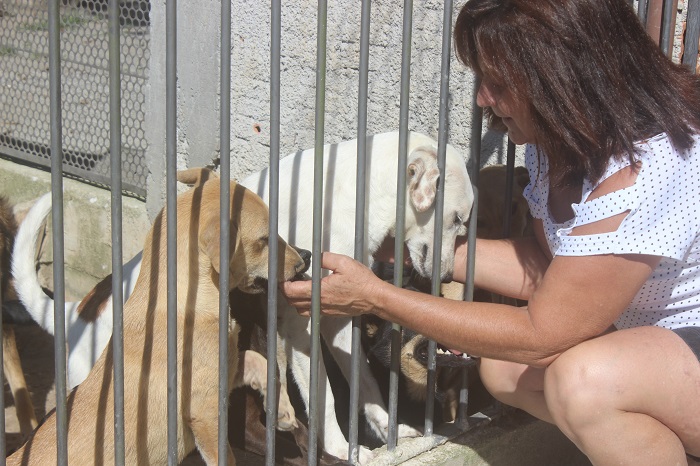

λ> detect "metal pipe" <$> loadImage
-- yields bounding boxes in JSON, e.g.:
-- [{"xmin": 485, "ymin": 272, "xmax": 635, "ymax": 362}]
[
  {"xmin": 48, "ymin": 0, "xmax": 68, "ymax": 462},
  {"xmin": 108, "ymin": 0, "xmax": 125, "ymax": 461},
  {"xmin": 424, "ymin": 0, "xmax": 455, "ymax": 437},
  {"xmin": 388, "ymin": 0, "xmax": 413, "ymax": 450},
  {"xmin": 309, "ymin": 1, "xmax": 328, "ymax": 463},
  {"xmin": 349, "ymin": 0, "xmax": 372, "ymax": 462},
  {"xmin": 659, "ymin": 0, "xmax": 676, "ymax": 57},
  {"xmin": 266, "ymin": 1, "xmax": 282, "ymax": 464},
  {"xmin": 218, "ymin": 0, "xmax": 232, "ymax": 462},
  {"xmin": 684, "ymin": 0, "xmax": 700, "ymax": 73},
  {"xmin": 165, "ymin": 0, "xmax": 179, "ymax": 461}
]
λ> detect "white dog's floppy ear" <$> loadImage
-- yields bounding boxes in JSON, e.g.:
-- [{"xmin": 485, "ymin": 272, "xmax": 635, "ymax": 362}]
[{"xmin": 407, "ymin": 147, "xmax": 440, "ymax": 213}]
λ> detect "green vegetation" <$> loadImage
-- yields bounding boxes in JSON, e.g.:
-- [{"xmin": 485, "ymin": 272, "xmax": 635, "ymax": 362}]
[
  {"xmin": 0, "ymin": 45, "xmax": 15, "ymax": 56},
  {"xmin": 21, "ymin": 12, "xmax": 89, "ymax": 31}
]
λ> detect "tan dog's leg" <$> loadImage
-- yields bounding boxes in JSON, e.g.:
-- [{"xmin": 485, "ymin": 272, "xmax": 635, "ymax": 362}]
[
  {"xmin": 234, "ymin": 349, "xmax": 297, "ymax": 431},
  {"xmin": 189, "ymin": 417, "xmax": 236, "ymax": 466},
  {"xmin": 2, "ymin": 326, "xmax": 38, "ymax": 438}
]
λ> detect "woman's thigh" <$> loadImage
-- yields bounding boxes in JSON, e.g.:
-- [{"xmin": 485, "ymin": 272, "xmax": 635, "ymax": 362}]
[{"xmin": 544, "ymin": 325, "xmax": 700, "ymax": 456}]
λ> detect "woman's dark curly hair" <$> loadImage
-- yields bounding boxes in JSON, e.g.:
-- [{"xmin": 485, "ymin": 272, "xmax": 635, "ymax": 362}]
[{"xmin": 454, "ymin": 0, "xmax": 700, "ymax": 186}]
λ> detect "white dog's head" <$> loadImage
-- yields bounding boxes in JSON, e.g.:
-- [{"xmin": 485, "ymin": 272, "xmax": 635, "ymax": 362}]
[{"xmin": 402, "ymin": 144, "xmax": 473, "ymax": 281}]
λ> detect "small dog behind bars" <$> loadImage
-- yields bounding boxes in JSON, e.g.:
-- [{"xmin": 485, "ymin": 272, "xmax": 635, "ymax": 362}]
[{"xmin": 7, "ymin": 171, "xmax": 310, "ymax": 466}]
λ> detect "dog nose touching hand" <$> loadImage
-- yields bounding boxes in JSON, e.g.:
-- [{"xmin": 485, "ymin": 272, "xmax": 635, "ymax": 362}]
[{"xmin": 281, "ymin": 251, "xmax": 387, "ymax": 318}]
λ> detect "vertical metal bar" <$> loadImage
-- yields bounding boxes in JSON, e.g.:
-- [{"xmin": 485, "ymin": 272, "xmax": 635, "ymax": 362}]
[
  {"xmin": 218, "ymin": 0, "xmax": 232, "ymax": 462},
  {"xmin": 456, "ymin": 80, "xmax": 482, "ymax": 426},
  {"xmin": 108, "ymin": 0, "xmax": 125, "ymax": 461},
  {"xmin": 659, "ymin": 0, "xmax": 674, "ymax": 56},
  {"xmin": 638, "ymin": 0, "xmax": 649, "ymax": 26},
  {"xmin": 501, "ymin": 141, "xmax": 516, "ymax": 239},
  {"xmin": 266, "ymin": 0, "xmax": 282, "ymax": 464},
  {"xmin": 388, "ymin": 0, "xmax": 413, "ymax": 451},
  {"xmin": 309, "ymin": 1, "xmax": 328, "ymax": 464},
  {"xmin": 424, "ymin": 0, "xmax": 454, "ymax": 437},
  {"xmin": 0, "ymin": 256, "xmax": 4, "ymax": 464},
  {"xmin": 48, "ymin": 0, "xmax": 68, "ymax": 462},
  {"xmin": 165, "ymin": 0, "xmax": 178, "ymax": 460},
  {"xmin": 349, "ymin": 0, "xmax": 371, "ymax": 462},
  {"xmin": 683, "ymin": 0, "xmax": 700, "ymax": 72}
]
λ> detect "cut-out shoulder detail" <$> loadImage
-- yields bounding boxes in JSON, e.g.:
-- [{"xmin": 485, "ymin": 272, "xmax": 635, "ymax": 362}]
[
  {"xmin": 586, "ymin": 161, "xmax": 641, "ymax": 202},
  {"xmin": 521, "ymin": 133, "xmax": 700, "ymax": 331},
  {"xmin": 570, "ymin": 164, "xmax": 641, "ymax": 236}
]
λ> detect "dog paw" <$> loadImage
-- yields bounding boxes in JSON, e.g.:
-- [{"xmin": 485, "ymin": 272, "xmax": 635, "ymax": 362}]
[
  {"xmin": 397, "ymin": 422, "xmax": 422, "ymax": 438},
  {"xmin": 325, "ymin": 443, "xmax": 374, "ymax": 465},
  {"xmin": 276, "ymin": 404, "xmax": 298, "ymax": 431},
  {"xmin": 275, "ymin": 385, "xmax": 298, "ymax": 431}
]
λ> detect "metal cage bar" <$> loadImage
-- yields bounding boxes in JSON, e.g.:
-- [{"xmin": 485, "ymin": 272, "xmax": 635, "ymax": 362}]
[
  {"xmin": 48, "ymin": 0, "xmax": 69, "ymax": 462},
  {"xmin": 108, "ymin": 0, "xmax": 126, "ymax": 460},
  {"xmin": 165, "ymin": 0, "xmax": 178, "ymax": 461},
  {"xmin": 684, "ymin": 0, "xmax": 700, "ymax": 73},
  {"xmin": 348, "ymin": 0, "xmax": 372, "ymax": 461},
  {"xmin": 218, "ymin": 0, "xmax": 233, "ymax": 461},
  {"xmin": 266, "ymin": 0, "xmax": 283, "ymax": 464},
  {"xmin": 387, "ymin": 0, "xmax": 414, "ymax": 452},
  {"xmin": 308, "ymin": 1, "xmax": 328, "ymax": 464}
]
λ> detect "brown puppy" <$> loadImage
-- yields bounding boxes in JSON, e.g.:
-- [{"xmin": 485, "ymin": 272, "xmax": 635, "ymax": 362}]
[
  {"xmin": 441, "ymin": 164, "xmax": 532, "ymax": 303},
  {"xmin": 7, "ymin": 175, "xmax": 309, "ymax": 465},
  {"xmin": 474, "ymin": 164, "xmax": 532, "ymax": 240},
  {"xmin": 0, "ymin": 195, "xmax": 39, "ymax": 440}
]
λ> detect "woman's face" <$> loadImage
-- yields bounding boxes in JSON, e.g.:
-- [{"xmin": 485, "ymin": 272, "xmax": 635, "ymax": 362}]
[{"xmin": 476, "ymin": 74, "xmax": 535, "ymax": 145}]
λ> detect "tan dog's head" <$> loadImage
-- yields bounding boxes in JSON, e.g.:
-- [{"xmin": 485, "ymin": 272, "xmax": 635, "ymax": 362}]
[
  {"xmin": 174, "ymin": 167, "xmax": 310, "ymax": 295},
  {"xmin": 403, "ymin": 143, "xmax": 473, "ymax": 281},
  {"xmin": 476, "ymin": 164, "xmax": 532, "ymax": 240}
]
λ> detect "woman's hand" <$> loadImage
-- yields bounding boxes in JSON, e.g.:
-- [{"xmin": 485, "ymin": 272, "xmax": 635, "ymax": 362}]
[{"xmin": 281, "ymin": 252, "xmax": 388, "ymax": 317}]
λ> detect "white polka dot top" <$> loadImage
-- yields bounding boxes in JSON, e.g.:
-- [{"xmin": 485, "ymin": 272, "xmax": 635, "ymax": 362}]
[{"xmin": 522, "ymin": 133, "xmax": 700, "ymax": 330}]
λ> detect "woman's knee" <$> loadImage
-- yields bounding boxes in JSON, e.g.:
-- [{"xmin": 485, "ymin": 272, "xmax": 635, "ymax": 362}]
[
  {"xmin": 479, "ymin": 358, "xmax": 544, "ymax": 399},
  {"xmin": 544, "ymin": 342, "xmax": 617, "ymax": 432}
]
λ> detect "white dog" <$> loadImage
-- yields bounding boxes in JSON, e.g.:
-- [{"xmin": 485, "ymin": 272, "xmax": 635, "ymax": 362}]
[{"xmin": 13, "ymin": 131, "xmax": 473, "ymax": 462}]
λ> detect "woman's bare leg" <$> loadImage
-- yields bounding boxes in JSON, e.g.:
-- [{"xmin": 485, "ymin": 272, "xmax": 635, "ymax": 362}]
[{"xmin": 545, "ymin": 326, "xmax": 700, "ymax": 466}]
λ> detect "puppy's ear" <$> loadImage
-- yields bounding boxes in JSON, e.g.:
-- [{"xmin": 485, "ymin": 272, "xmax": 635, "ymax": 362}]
[
  {"xmin": 199, "ymin": 214, "xmax": 238, "ymax": 275},
  {"xmin": 514, "ymin": 166, "xmax": 530, "ymax": 190},
  {"xmin": 177, "ymin": 167, "xmax": 219, "ymax": 187},
  {"xmin": 407, "ymin": 148, "xmax": 440, "ymax": 213}
]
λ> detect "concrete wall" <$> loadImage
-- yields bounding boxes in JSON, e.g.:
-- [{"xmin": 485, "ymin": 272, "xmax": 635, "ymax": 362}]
[
  {"xmin": 143, "ymin": 0, "xmax": 513, "ymax": 219},
  {"xmin": 0, "ymin": 158, "xmax": 150, "ymax": 300}
]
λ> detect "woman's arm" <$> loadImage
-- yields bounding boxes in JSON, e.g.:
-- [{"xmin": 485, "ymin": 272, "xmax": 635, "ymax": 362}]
[
  {"xmin": 451, "ymin": 220, "xmax": 551, "ymax": 301},
  {"xmin": 282, "ymin": 249, "xmax": 659, "ymax": 367}
]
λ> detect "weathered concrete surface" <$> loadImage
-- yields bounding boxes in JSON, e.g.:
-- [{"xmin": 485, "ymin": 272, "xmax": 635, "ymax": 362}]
[
  {"xmin": 0, "ymin": 158, "xmax": 150, "ymax": 300},
  {"xmin": 370, "ymin": 410, "xmax": 592, "ymax": 466}
]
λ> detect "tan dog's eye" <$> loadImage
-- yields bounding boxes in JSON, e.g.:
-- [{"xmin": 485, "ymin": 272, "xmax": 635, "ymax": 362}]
[{"xmin": 255, "ymin": 236, "xmax": 269, "ymax": 253}]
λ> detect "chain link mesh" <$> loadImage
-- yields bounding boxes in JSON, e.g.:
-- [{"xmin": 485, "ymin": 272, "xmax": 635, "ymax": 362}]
[{"xmin": 0, "ymin": 0, "xmax": 149, "ymax": 199}]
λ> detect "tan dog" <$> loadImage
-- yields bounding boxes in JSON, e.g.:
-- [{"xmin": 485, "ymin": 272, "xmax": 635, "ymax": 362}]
[
  {"xmin": 0, "ymin": 195, "xmax": 39, "ymax": 440},
  {"xmin": 8, "ymin": 172, "xmax": 309, "ymax": 465},
  {"xmin": 473, "ymin": 164, "xmax": 532, "ymax": 240},
  {"xmin": 441, "ymin": 164, "xmax": 532, "ymax": 303}
]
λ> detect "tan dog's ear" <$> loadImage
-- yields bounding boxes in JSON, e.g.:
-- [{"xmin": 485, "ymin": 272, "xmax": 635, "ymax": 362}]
[
  {"xmin": 407, "ymin": 147, "xmax": 440, "ymax": 213},
  {"xmin": 199, "ymin": 212, "xmax": 238, "ymax": 275},
  {"xmin": 514, "ymin": 165, "xmax": 530, "ymax": 190},
  {"xmin": 177, "ymin": 167, "xmax": 219, "ymax": 187}
]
